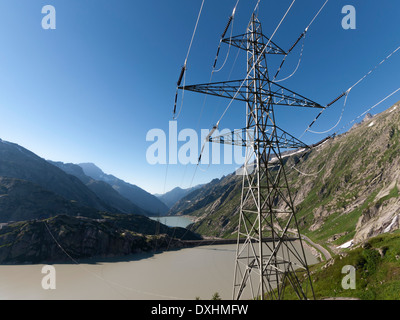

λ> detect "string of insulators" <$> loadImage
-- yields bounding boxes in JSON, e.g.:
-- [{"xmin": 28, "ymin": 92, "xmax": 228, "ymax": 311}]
[
  {"xmin": 221, "ymin": 16, "xmax": 233, "ymax": 39},
  {"xmin": 273, "ymin": 29, "xmax": 307, "ymax": 80},
  {"xmin": 274, "ymin": 56, "xmax": 288, "ymax": 80},
  {"xmin": 177, "ymin": 65, "xmax": 186, "ymax": 87},
  {"xmin": 198, "ymin": 124, "xmax": 219, "ymax": 163},
  {"xmin": 308, "ymin": 135, "xmax": 334, "ymax": 149},
  {"xmin": 212, "ymin": 13, "xmax": 235, "ymax": 69},
  {"xmin": 173, "ymin": 90, "xmax": 178, "ymax": 117},
  {"xmin": 288, "ymin": 29, "xmax": 307, "ymax": 54},
  {"xmin": 213, "ymin": 45, "xmax": 222, "ymax": 69},
  {"xmin": 326, "ymin": 91, "xmax": 346, "ymax": 108},
  {"xmin": 303, "ymin": 91, "xmax": 347, "ymax": 133},
  {"xmin": 173, "ymin": 64, "xmax": 187, "ymax": 118}
]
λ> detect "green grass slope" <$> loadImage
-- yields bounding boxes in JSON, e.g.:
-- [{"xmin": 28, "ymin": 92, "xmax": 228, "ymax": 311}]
[{"xmin": 283, "ymin": 231, "xmax": 400, "ymax": 300}]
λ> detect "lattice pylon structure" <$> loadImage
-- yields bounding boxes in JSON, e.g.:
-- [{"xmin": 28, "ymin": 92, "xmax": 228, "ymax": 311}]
[{"xmin": 180, "ymin": 14, "xmax": 324, "ymax": 300}]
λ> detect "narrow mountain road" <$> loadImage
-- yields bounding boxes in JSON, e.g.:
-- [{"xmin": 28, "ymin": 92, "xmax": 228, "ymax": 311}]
[
  {"xmin": 301, "ymin": 234, "xmax": 332, "ymax": 261},
  {"xmin": 285, "ymin": 228, "xmax": 332, "ymax": 261}
]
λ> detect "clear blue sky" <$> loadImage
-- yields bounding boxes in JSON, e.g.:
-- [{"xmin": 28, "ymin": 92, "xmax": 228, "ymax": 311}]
[{"xmin": 0, "ymin": 0, "xmax": 399, "ymax": 194}]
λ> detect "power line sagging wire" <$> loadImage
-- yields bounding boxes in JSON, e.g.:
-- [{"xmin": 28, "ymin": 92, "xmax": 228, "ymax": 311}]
[
  {"xmin": 301, "ymin": 42, "xmax": 400, "ymax": 138},
  {"xmin": 294, "ymin": 87, "xmax": 400, "ymax": 176},
  {"xmin": 307, "ymin": 89, "xmax": 350, "ymax": 135},
  {"xmin": 292, "ymin": 160, "xmax": 327, "ymax": 177},
  {"xmin": 336, "ymin": 87, "xmax": 400, "ymax": 134},
  {"xmin": 173, "ymin": 0, "xmax": 206, "ymax": 120},
  {"xmin": 348, "ymin": 45, "xmax": 400, "ymax": 93},
  {"xmin": 213, "ymin": 0, "xmax": 240, "ymax": 74},
  {"xmin": 197, "ymin": 1, "xmax": 240, "ymax": 128},
  {"xmin": 306, "ymin": 0, "xmax": 329, "ymax": 31},
  {"xmin": 274, "ymin": 0, "xmax": 329, "ymax": 82},
  {"xmin": 274, "ymin": 32, "xmax": 307, "ymax": 83}
]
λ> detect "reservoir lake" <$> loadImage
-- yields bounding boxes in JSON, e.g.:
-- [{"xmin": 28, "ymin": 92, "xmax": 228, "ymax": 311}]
[{"xmin": 0, "ymin": 216, "xmax": 318, "ymax": 300}]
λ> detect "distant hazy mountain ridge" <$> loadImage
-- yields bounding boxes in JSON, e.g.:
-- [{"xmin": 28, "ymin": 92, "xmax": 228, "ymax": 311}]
[
  {"xmin": 0, "ymin": 139, "xmax": 167, "ymax": 222},
  {"xmin": 49, "ymin": 161, "xmax": 151, "ymax": 216},
  {"xmin": 78, "ymin": 163, "xmax": 169, "ymax": 215},
  {"xmin": 0, "ymin": 140, "xmax": 111, "ymax": 216},
  {"xmin": 155, "ymin": 186, "xmax": 203, "ymax": 209}
]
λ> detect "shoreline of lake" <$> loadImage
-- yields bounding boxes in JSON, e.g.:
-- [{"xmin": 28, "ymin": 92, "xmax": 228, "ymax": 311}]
[{"xmin": 149, "ymin": 215, "xmax": 196, "ymax": 228}]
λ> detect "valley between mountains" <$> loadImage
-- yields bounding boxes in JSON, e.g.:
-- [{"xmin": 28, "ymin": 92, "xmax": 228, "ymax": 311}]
[{"xmin": 0, "ymin": 102, "xmax": 400, "ymax": 299}]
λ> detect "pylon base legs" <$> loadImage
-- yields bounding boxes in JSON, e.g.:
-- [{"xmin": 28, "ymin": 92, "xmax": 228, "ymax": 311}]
[{"xmin": 233, "ymin": 238, "xmax": 314, "ymax": 300}]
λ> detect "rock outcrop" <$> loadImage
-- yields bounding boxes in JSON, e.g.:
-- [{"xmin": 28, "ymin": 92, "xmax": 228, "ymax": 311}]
[{"xmin": 0, "ymin": 214, "xmax": 201, "ymax": 264}]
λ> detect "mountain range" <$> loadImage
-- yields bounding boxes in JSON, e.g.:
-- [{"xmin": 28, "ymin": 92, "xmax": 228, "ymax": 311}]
[
  {"xmin": 78, "ymin": 162, "xmax": 169, "ymax": 215},
  {"xmin": 168, "ymin": 101, "xmax": 400, "ymax": 254},
  {"xmin": 50, "ymin": 161, "xmax": 169, "ymax": 216},
  {"xmin": 0, "ymin": 140, "xmax": 111, "ymax": 221},
  {"xmin": 0, "ymin": 139, "xmax": 169, "ymax": 223},
  {"xmin": 155, "ymin": 185, "xmax": 203, "ymax": 209}
]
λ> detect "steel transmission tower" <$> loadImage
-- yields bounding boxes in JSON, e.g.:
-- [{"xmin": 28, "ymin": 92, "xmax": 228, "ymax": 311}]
[{"xmin": 180, "ymin": 14, "xmax": 324, "ymax": 300}]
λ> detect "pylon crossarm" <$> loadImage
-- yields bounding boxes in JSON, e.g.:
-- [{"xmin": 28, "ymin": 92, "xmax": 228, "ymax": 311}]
[
  {"xmin": 179, "ymin": 80, "xmax": 324, "ymax": 109},
  {"xmin": 222, "ymin": 33, "xmax": 287, "ymax": 55},
  {"xmin": 207, "ymin": 126, "xmax": 309, "ymax": 150},
  {"xmin": 180, "ymin": 79, "xmax": 323, "ymax": 108}
]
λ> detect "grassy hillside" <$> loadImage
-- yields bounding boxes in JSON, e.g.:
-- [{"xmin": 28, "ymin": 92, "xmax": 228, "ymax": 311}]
[
  {"xmin": 283, "ymin": 231, "xmax": 400, "ymax": 300},
  {"xmin": 289, "ymin": 103, "xmax": 400, "ymax": 249}
]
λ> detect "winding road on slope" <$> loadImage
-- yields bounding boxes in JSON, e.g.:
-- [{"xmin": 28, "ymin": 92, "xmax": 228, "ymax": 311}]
[{"xmin": 301, "ymin": 234, "xmax": 332, "ymax": 261}]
